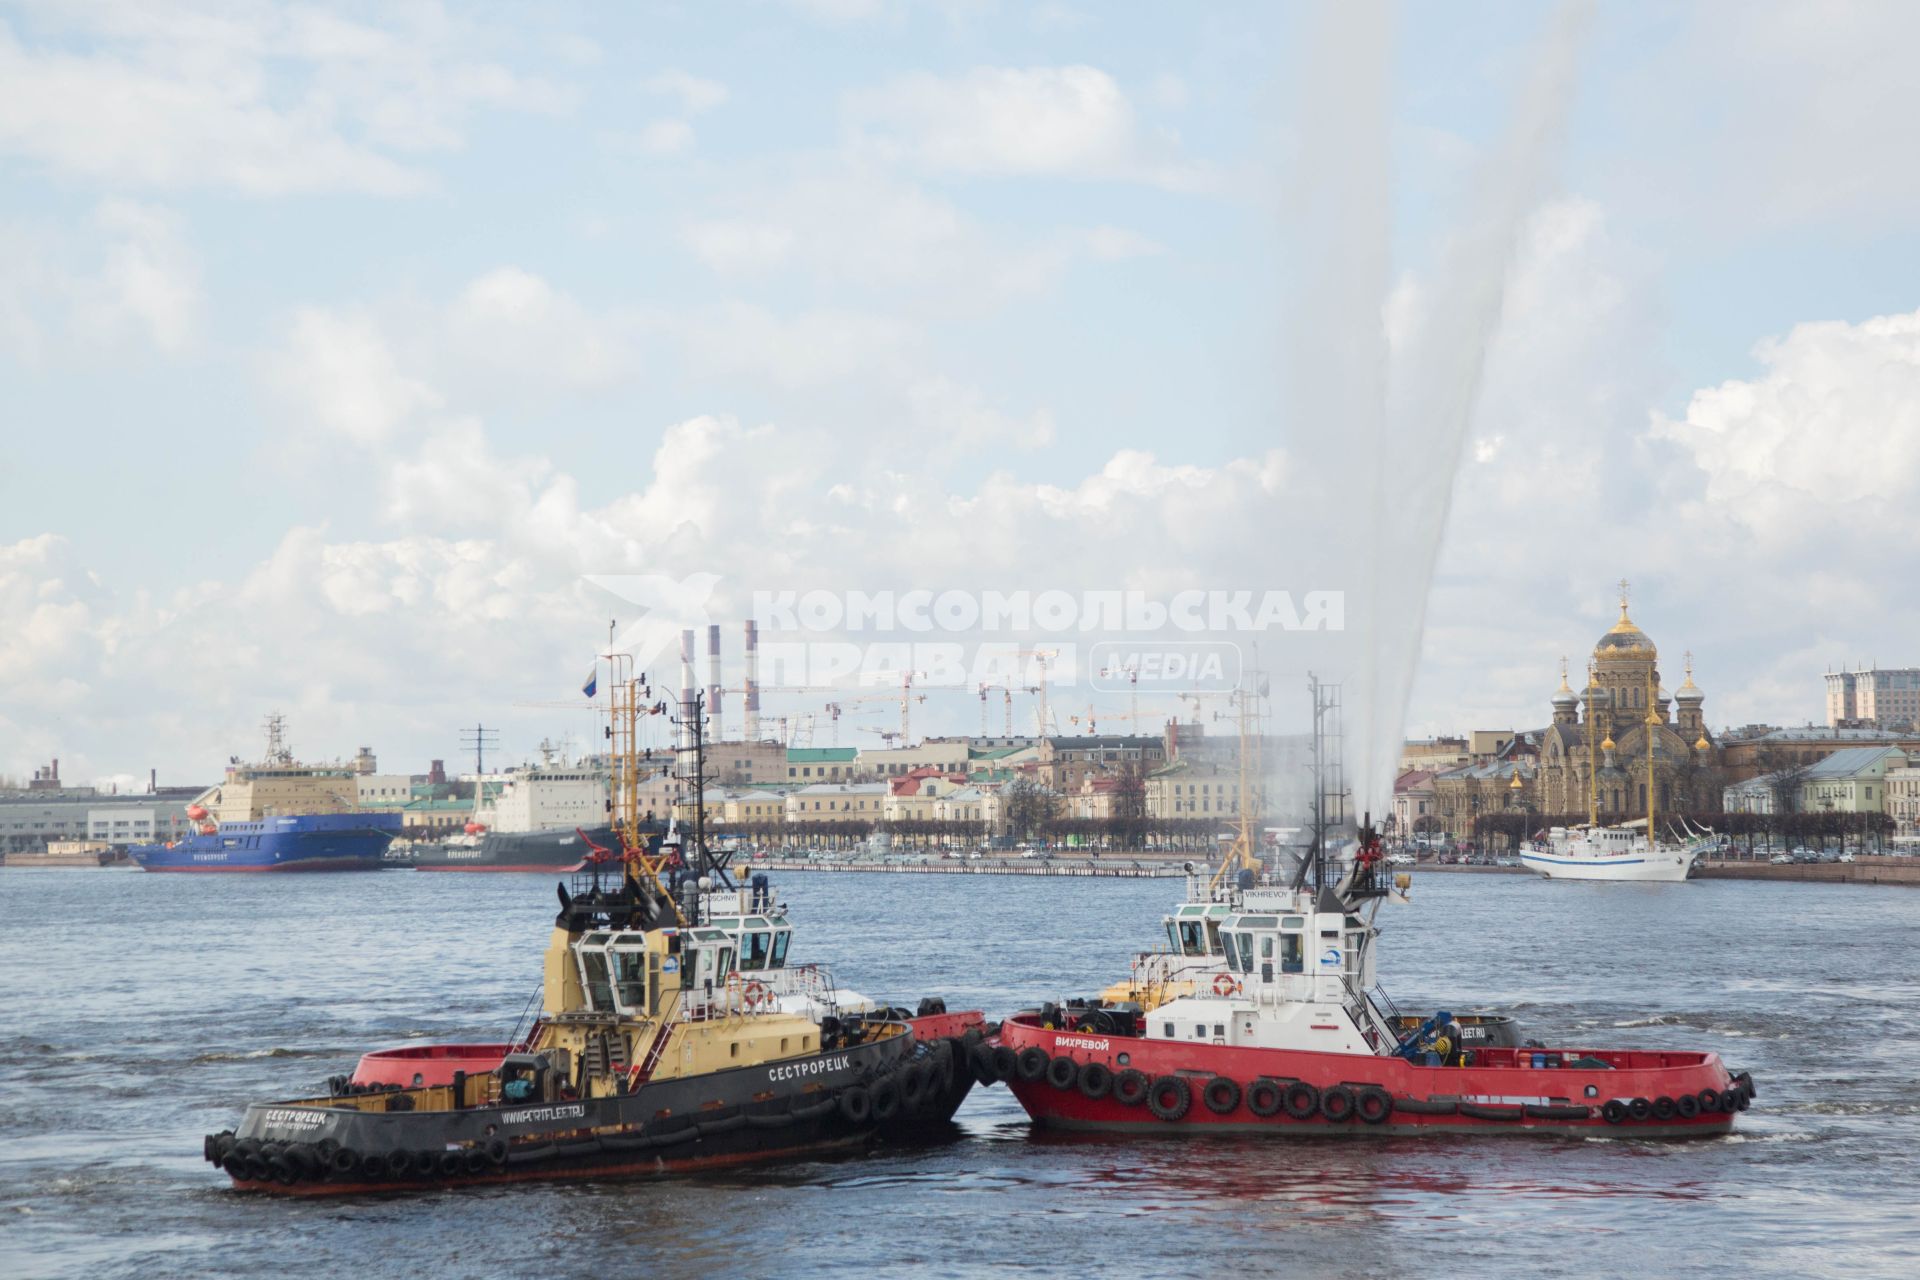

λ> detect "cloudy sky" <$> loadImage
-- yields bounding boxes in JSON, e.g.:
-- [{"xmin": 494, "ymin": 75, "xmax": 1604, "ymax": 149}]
[{"xmin": 4, "ymin": 0, "xmax": 1918, "ymax": 797}]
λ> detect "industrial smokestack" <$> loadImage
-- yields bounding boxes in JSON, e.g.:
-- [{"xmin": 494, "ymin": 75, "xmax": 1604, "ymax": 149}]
[
  {"xmin": 707, "ymin": 623, "xmax": 724, "ymax": 743},
  {"xmin": 744, "ymin": 620, "xmax": 761, "ymax": 742},
  {"xmin": 680, "ymin": 629, "xmax": 697, "ymax": 756}
]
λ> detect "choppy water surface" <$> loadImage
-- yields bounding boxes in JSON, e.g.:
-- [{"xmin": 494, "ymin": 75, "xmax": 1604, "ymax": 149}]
[{"xmin": 3, "ymin": 869, "xmax": 1917, "ymax": 1279}]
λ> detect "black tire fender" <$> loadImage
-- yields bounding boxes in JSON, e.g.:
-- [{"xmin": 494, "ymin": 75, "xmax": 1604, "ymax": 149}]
[
  {"xmin": 838, "ymin": 1085, "xmax": 872, "ymax": 1124},
  {"xmin": 1112, "ymin": 1068, "xmax": 1150, "ymax": 1107},
  {"xmin": 1016, "ymin": 1046, "xmax": 1050, "ymax": 1082},
  {"xmin": 1246, "ymin": 1079, "xmax": 1285, "ymax": 1117},
  {"xmin": 1077, "ymin": 1061, "xmax": 1114, "ymax": 1101},
  {"xmin": 1202, "ymin": 1076, "xmax": 1241, "ymax": 1115},
  {"xmin": 1045, "ymin": 1055, "xmax": 1079, "ymax": 1091},
  {"xmin": 1320, "ymin": 1084, "xmax": 1357, "ymax": 1123},
  {"xmin": 899, "ymin": 1062, "xmax": 929, "ymax": 1109},
  {"xmin": 1355, "ymin": 1085, "xmax": 1392, "ymax": 1124},
  {"xmin": 870, "ymin": 1074, "xmax": 901, "ymax": 1122},
  {"xmin": 970, "ymin": 1043, "xmax": 998, "ymax": 1087},
  {"xmin": 1282, "ymin": 1081, "xmax": 1320, "ymax": 1120},
  {"xmin": 1146, "ymin": 1075, "xmax": 1191, "ymax": 1121}
]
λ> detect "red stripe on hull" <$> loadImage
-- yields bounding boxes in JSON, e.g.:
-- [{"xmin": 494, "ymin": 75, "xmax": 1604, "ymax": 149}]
[
  {"xmin": 412, "ymin": 863, "xmax": 587, "ymax": 873},
  {"xmin": 906, "ymin": 1011, "xmax": 987, "ymax": 1041},
  {"xmin": 998, "ymin": 1019, "xmax": 1740, "ymax": 1138}
]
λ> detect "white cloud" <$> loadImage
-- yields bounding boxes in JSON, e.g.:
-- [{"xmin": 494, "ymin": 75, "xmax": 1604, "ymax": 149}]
[
  {"xmin": 268, "ymin": 308, "xmax": 442, "ymax": 443},
  {"xmin": 0, "ymin": 199, "xmax": 202, "ymax": 359},
  {"xmin": 77, "ymin": 201, "xmax": 201, "ymax": 352},
  {"xmin": 1652, "ymin": 308, "xmax": 1920, "ymax": 538},
  {"xmin": 680, "ymin": 166, "xmax": 1150, "ymax": 303},
  {"xmin": 844, "ymin": 65, "xmax": 1209, "ymax": 189},
  {"xmin": 630, "ymin": 118, "xmax": 695, "ymax": 155},
  {"xmin": 0, "ymin": 5, "xmax": 574, "ymax": 195},
  {"xmin": 642, "ymin": 70, "xmax": 728, "ymax": 115}
]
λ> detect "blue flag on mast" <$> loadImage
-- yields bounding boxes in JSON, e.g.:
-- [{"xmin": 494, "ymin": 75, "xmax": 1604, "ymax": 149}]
[{"xmin": 582, "ymin": 668, "xmax": 598, "ymax": 698}]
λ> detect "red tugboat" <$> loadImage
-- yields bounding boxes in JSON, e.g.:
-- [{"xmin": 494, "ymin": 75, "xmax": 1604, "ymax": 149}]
[
  {"xmin": 980, "ymin": 816, "xmax": 1752, "ymax": 1136},
  {"xmin": 971, "ymin": 679, "xmax": 1755, "ymax": 1137}
]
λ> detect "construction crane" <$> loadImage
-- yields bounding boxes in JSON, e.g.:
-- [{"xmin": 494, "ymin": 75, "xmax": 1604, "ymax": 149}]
[
  {"xmin": 976, "ymin": 682, "xmax": 1022, "ymax": 736},
  {"xmin": 1010, "ymin": 649, "xmax": 1059, "ymax": 736},
  {"xmin": 1102, "ymin": 660, "xmax": 1142, "ymax": 727},
  {"xmin": 860, "ymin": 725, "xmax": 905, "ymax": 746}
]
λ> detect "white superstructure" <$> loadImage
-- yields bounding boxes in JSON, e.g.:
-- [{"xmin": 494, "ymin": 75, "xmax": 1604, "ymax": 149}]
[
  {"xmin": 481, "ymin": 750, "xmax": 608, "ymax": 834},
  {"xmin": 1523, "ymin": 824, "xmax": 1701, "ymax": 883}
]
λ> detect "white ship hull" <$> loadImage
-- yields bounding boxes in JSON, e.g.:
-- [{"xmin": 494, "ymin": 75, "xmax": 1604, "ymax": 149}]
[{"xmin": 1520, "ymin": 846, "xmax": 1698, "ymax": 883}]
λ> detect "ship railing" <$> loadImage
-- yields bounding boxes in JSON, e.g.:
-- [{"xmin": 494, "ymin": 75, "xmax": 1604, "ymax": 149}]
[
  {"xmin": 765, "ymin": 963, "xmax": 840, "ymax": 1007},
  {"xmin": 1342, "ymin": 973, "xmax": 1401, "ymax": 1053},
  {"xmin": 502, "ymin": 983, "xmax": 544, "ymax": 1052}
]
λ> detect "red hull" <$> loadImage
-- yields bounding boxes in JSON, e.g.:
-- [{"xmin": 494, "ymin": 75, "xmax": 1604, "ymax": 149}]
[
  {"xmin": 412, "ymin": 863, "xmax": 587, "ymax": 873},
  {"xmin": 996, "ymin": 1018, "xmax": 1743, "ymax": 1138},
  {"xmin": 351, "ymin": 1011, "xmax": 988, "ymax": 1089}
]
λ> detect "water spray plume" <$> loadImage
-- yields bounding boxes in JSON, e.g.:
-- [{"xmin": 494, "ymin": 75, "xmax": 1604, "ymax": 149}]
[{"xmin": 1343, "ymin": 1, "xmax": 1593, "ymax": 817}]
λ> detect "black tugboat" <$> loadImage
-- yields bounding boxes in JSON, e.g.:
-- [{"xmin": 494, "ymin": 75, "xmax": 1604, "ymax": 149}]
[{"xmin": 203, "ymin": 659, "xmax": 976, "ymax": 1195}]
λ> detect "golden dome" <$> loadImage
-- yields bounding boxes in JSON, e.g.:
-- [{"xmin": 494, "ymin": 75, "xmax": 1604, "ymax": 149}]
[
  {"xmin": 1676, "ymin": 650, "xmax": 1703, "ymax": 700},
  {"xmin": 1595, "ymin": 579, "xmax": 1657, "ymax": 655},
  {"xmin": 1694, "ymin": 734, "xmax": 1711, "ymax": 751},
  {"xmin": 1508, "ymin": 770, "xmax": 1523, "ymax": 790},
  {"xmin": 1601, "ymin": 734, "xmax": 1616, "ymax": 752}
]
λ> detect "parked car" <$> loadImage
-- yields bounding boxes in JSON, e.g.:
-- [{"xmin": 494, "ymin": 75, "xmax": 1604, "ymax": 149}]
[
  {"xmin": 1838, "ymin": 852, "xmax": 1856, "ymax": 863},
  {"xmin": 1770, "ymin": 853, "xmax": 1793, "ymax": 864}
]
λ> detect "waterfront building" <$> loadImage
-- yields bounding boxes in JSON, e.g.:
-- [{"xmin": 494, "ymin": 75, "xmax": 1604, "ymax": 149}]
[
  {"xmin": 784, "ymin": 747, "xmax": 861, "ymax": 782},
  {"xmin": 1718, "ymin": 725, "xmax": 1915, "ymax": 783},
  {"xmin": 1399, "ymin": 737, "xmax": 1469, "ymax": 773},
  {"xmin": 1887, "ymin": 767, "xmax": 1920, "ymax": 837},
  {"xmin": 1038, "ymin": 734, "xmax": 1166, "ymax": 793},
  {"xmin": 782, "ymin": 782, "xmax": 886, "ymax": 824},
  {"xmin": 0, "ymin": 788, "xmax": 201, "ymax": 853},
  {"xmin": 1802, "ymin": 746, "xmax": 1907, "ymax": 814},
  {"xmin": 882, "ymin": 768, "xmax": 968, "ymax": 823},
  {"xmin": 1825, "ymin": 665, "xmax": 1920, "ymax": 731},
  {"xmin": 706, "ymin": 739, "xmax": 789, "ymax": 784},
  {"xmin": 933, "ymin": 785, "xmax": 991, "ymax": 828},
  {"xmin": 1431, "ymin": 759, "xmax": 1535, "ymax": 839},
  {"xmin": 1392, "ymin": 769, "xmax": 1438, "ymax": 835},
  {"xmin": 1144, "ymin": 758, "xmax": 1239, "ymax": 819}
]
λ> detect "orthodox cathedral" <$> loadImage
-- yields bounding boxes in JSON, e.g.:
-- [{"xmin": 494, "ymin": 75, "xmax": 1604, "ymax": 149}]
[{"xmin": 1536, "ymin": 583, "xmax": 1720, "ymax": 819}]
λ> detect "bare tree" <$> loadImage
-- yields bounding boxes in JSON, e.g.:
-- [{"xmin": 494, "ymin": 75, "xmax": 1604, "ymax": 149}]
[{"xmin": 1756, "ymin": 747, "xmax": 1814, "ymax": 816}]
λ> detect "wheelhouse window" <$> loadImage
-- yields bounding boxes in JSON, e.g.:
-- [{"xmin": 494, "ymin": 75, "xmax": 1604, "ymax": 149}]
[
  {"xmin": 770, "ymin": 929, "xmax": 791, "ymax": 968},
  {"xmin": 1281, "ymin": 932, "xmax": 1304, "ymax": 974},
  {"xmin": 740, "ymin": 932, "xmax": 772, "ymax": 971},
  {"xmin": 611, "ymin": 942, "xmax": 649, "ymax": 1012},
  {"xmin": 577, "ymin": 931, "xmax": 613, "ymax": 1011}
]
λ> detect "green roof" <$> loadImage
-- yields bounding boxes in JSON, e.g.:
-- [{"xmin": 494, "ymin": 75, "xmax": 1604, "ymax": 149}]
[
  {"xmin": 786, "ymin": 748, "xmax": 857, "ymax": 763},
  {"xmin": 969, "ymin": 745, "xmax": 1024, "ymax": 760},
  {"xmin": 403, "ymin": 797, "xmax": 475, "ymax": 813}
]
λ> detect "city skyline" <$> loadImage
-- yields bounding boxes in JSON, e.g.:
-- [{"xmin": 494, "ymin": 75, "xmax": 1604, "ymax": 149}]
[{"xmin": 6, "ymin": 2, "xmax": 1920, "ymax": 789}]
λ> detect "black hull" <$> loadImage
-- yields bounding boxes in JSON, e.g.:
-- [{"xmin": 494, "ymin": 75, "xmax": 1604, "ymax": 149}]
[
  {"xmin": 409, "ymin": 826, "xmax": 620, "ymax": 872},
  {"xmin": 206, "ymin": 1030, "xmax": 976, "ymax": 1195}
]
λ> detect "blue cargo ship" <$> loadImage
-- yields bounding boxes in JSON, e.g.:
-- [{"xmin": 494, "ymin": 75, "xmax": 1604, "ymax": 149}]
[{"xmin": 131, "ymin": 813, "xmax": 400, "ymax": 873}]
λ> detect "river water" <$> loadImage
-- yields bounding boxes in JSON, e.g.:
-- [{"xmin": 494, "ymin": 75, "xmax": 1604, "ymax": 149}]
[{"xmin": 2, "ymin": 867, "xmax": 1916, "ymax": 1279}]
